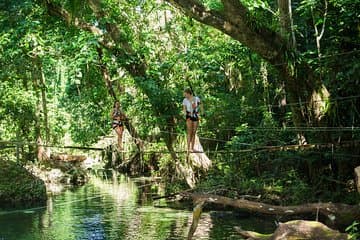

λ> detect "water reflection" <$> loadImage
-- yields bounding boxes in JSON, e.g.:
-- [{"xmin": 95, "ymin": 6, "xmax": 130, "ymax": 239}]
[{"xmin": 0, "ymin": 172, "xmax": 275, "ymax": 240}]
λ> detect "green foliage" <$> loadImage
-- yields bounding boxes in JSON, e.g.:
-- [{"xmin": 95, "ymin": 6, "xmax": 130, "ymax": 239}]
[
  {"xmin": 202, "ymin": 0, "xmax": 223, "ymax": 11},
  {"xmin": 0, "ymin": 159, "xmax": 47, "ymax": 208},
  {"xmin": 346, "ymin": 221, "xmax": 360, "ymax": 240},
  {"xmin": 0, "ymin": 0, "xmax": 359, "ymax": 210}
]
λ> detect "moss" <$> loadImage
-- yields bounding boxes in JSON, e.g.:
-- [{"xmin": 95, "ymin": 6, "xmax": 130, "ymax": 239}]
[{"xmin": 0, "ymin": 160, "xmax": 47, "ymax": 208}]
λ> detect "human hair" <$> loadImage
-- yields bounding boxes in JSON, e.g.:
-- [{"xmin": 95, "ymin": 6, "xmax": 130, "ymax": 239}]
[
  {"xmin": 184, "ymin": 88, "xmax": 193, "ymax": 95},
  {"xmin": 113, "ymin": 100, "xmax": 120, "ymax": 108}
]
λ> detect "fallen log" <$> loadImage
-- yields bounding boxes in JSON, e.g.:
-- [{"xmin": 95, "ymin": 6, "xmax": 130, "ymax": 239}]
[
  {"xmin": 184, "ymin": 192, "xmax": 359, "ymax": 239},
  {"xmin": 184, "ymin": 193, "xmax": 359, "ymax": 226},
  {"xmin": 236, "ymin": 220, "xmax": 348, "ymax": 240}
]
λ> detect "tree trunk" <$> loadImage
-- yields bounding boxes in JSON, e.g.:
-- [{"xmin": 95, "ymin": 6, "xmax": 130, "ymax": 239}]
[
  {"xmin": 278, "ymin": 0, "xmax": 296, "ymax": 48},
  {"xmin": 38, "ymin": 59, "xmax": 50, "ymax": 144},
  {"xmin": 311, "ymin": 0, "xmax": 328, "ymax": 59},
  {"xmin": 97, "ymin": 47, "xmax": 117, "ymax": 99},
  {"xmin": 32, "ymin": 58, "xmax": 49, "ymax": 161},
  {"xmin": 189, "ymin": 135, "xmax": 211, "ymax": 170}
]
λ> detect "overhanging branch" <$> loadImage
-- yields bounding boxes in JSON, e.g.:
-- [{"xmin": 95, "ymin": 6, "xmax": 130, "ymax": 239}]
[{"xmin": 165, "ymin": 0, "xmax": 286, "ymax": 63}]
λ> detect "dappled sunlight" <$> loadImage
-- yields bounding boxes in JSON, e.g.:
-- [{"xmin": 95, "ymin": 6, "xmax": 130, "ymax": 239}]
[
  {"xmin": 310, "ymin": 84, "xmax": 330, "ymax": 121},
  {"xmin": 191, "ymin": 212, "xmax": 213, "ymax": 239},
  {"xmin": 90, "ymin": 172, "xmax": 137, "ymax": 204}
]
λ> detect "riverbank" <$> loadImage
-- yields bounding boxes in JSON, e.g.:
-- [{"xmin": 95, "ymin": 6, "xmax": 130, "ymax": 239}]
[{"xmin": 0, "ymin": 160, "xmax": 47, "ymax": 208}]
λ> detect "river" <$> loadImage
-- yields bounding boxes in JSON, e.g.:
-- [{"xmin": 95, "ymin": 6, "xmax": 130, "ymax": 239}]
[{"xmin": 0, "ymin": 172, "xmax": 275, "ymax": 240}]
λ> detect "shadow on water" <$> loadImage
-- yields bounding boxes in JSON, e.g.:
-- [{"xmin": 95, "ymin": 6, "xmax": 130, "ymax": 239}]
[{"xmin": 0, "ymin": 171, "xmax": 276, "ymax": 240}]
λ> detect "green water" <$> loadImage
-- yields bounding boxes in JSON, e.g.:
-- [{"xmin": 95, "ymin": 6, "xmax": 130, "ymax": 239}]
[{"xmin": 0, "ymin": 173, "xmax": 275, "ymax": 240}]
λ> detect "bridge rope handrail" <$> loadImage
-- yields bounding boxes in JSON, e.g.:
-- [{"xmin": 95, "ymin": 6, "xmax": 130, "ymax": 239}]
[{"xmin": 1, "ymin": 140, "xmax": 359, "ymax": 155}]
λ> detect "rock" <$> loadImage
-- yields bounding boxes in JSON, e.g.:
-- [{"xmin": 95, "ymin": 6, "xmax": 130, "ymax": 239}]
[
  {"xmin": 82, "ymin": 156, "xmax": 101, "ymax": 170},
  {"xmin": 237, "ymin": 220, "xmax": 349, "ymax": 240},
  {"xmin": 47, "ymin": 169, "xmax": 65, "ymax": 183},
  {"xmin": 67, "ymin": 167, "xmax": 88, "ymax": 185},
  {"xmin": 0, "ymin": 160, "xmax": 47, "ymax": 208},
  {"xmin": 26, "ymin": 164, "xmax": 88, "ymax": 190},
  {"xmin": 271, "ymin": 220, "xmax": 348, "ymax": 240}
]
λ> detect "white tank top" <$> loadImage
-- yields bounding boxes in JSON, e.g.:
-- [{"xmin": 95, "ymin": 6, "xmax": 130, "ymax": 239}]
[{"xmin": 183, "ymin": 96, "xmax": 200, "ymax": 116}]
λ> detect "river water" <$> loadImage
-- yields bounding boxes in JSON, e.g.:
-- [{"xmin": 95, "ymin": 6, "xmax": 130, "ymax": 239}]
[{"xmin": 0, "ymin": 173, "xmax": 275, "ymax": 240}]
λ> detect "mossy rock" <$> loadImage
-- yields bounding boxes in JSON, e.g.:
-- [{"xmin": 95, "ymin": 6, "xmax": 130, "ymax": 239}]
[{"xmin": 0, "ymin": 160, "xmax": 47, "ymax": 208}]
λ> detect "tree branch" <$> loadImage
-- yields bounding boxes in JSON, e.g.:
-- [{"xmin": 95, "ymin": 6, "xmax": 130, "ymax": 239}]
[
  {"xmin": 45, "ymin": 0, "xmax": 102, "ymax": 35},
  {"xmin": 318, "ymin": 0, "xmax": 328, "ymax": 41},
  {"xmin": 165, "ymin": 0, "xmax": 286, "ymax": 63}
]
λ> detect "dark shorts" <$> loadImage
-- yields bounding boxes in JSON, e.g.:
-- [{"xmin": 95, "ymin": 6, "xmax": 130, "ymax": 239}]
[
  {"xmin": 186, "ymin": 115, "xmax": 199, "ymax": 122},
  {"xmin": 112, "ymin": 120, "xmax": 124, "ymax": 129}
]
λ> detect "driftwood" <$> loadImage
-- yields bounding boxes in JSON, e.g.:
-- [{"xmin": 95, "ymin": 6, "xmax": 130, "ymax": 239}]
[
  {"xmin": 184, "ymin": 192, "xmax": 359, "ymax": 239},
  {"xmin": 236, "ymin": 220, "xmax": 348, "ymax": 240},
  {"xmin": 187, "ymin": 200, "xmax": 205, "ymax": 240}
]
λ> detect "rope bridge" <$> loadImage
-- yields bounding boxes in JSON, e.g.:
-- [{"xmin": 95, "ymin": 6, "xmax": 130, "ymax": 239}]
[{"xmin": 1, "ymin": 140, "xmax": 360, "ymax": 155}]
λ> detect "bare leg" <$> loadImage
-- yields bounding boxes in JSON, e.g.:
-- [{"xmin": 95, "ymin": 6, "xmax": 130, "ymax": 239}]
[
  {"xmin": 115, "ymin": 126, "xmax": 124, "ymax": 150},
  {"xmin": 186, "ymin": 119, "xmax": 193, "ymax": 152},
  {"xmin": 191, "ymin": 121, "xmax": 198, "ymax": 152}
]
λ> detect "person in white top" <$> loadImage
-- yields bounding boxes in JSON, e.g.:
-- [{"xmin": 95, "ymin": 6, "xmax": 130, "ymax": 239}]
[{"xmin": 182, "ymin": 88, "xmax": 204, "ymax": 153}]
